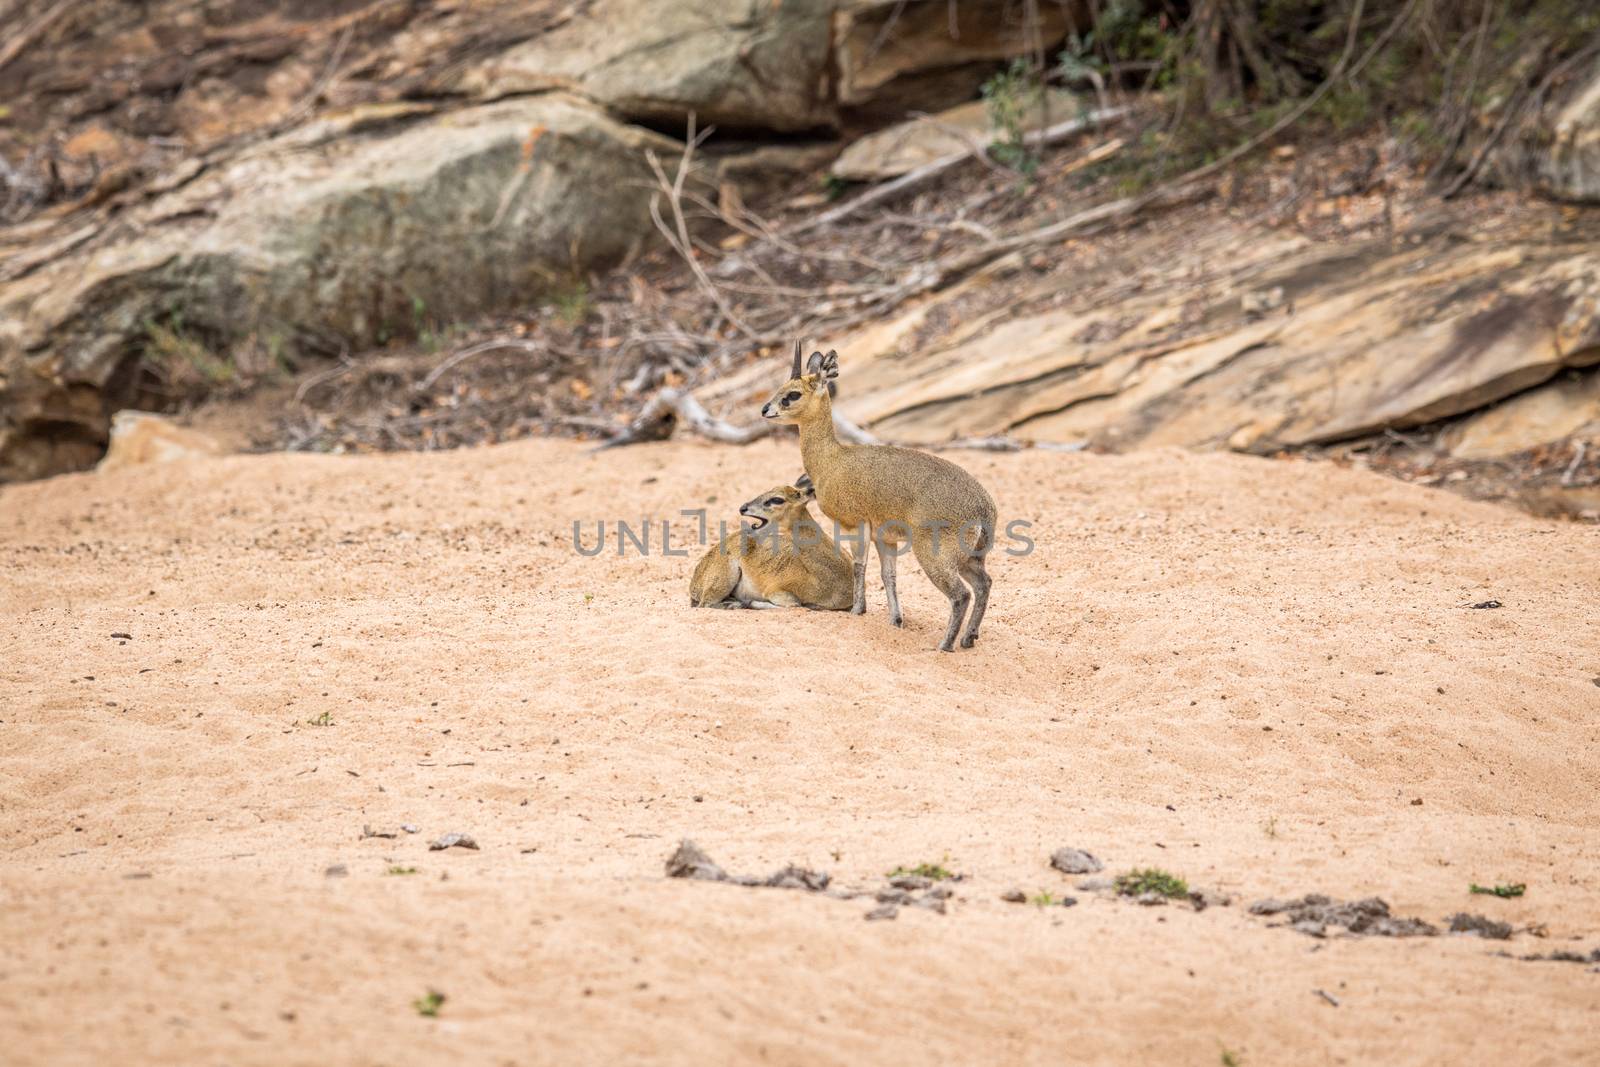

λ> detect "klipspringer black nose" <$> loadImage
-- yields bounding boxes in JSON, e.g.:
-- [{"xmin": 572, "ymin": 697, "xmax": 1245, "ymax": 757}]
[{"xmin": 760, "ymin": 402, "xmax": 773, "ymax": 418}]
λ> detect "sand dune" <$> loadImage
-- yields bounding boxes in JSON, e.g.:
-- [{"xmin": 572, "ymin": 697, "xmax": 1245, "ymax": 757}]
[{"xmin": 2, "ymin": 439, "xmax": 1596, "ymax": 1065}]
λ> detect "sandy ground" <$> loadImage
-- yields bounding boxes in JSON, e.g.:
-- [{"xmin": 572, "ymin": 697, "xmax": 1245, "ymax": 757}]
[{"xmin": 2, "ymin": 438, "xmax": 1598, "ymax": 1066}]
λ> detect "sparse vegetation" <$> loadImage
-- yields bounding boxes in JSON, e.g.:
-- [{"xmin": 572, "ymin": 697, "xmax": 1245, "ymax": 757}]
[
  {"xmin": 1115, "ymin": 868, "xmax": 1189, "ymax": 898},
  {"xmin": 387, "ymin": 866, "xmax": 419, "ymax": 876},
  {"xmin": 1470, "ymin": 882, "xmax": 1526, "ymax": 898},
  {"xmin": 1029, "ymin": 891, "xmax": 1059, "ymax": 907},
  {"xmin": 140, "ymin": 311, "xmax": 236, "ymax": 396},
  {"xmin": 306, "ymin": 711, "xmax": 333, "ymax": 727},
  {"xmin": 981, "ymin": 58, "xmax": 1043, "ymax": 178},
  {"xmin": 1052, "ymin": 0, "xmax": 1600, "ymax": 187},
  {"xmin": 1261, "ymin": 816, "xmax": 1279, "ymax": 839},
  {"xmin": 413, "ymin": 989, "xmax": 445, "ymax": 1017},
  {"xmin": 554, "ymin": 279, "xmax": 592, "ymax": 325},
  {"xmin": 1221, "ymin": 1049, "xmax": 1243, "ymax": 1067},
  {"xmin": 887, "ymin": 861, "xmax": 955, "ymax": 881}
]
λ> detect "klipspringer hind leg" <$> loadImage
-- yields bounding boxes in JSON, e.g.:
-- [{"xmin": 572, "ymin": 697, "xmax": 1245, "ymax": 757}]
[
  {"xmin": 955, "ymin": 522, "xmax": 993, "ymax": 647},
  {"xmin": 956, "ymin": 552, "xmax": 991, "ymax": 648},
  {"xmin": 913, "ymin": 532, "xmax": 970, "ymax": 652}
]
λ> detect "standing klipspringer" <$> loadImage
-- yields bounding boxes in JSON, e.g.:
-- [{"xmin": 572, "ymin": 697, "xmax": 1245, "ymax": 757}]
[{"xmin": 760, "ymin": 343, "xmax": 997, "ymax": 652}]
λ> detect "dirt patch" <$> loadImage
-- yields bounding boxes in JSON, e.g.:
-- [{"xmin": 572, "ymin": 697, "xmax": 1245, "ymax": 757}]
[{"xmin": 4, "ymin": 439, "xmax": 1598, "ymax": 1064}]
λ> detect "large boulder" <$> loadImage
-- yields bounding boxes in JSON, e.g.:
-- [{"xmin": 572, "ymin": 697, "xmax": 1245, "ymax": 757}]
[
  {"xmin": 459, "ymin": 0, "xmax": 1079, "ymax": 133},
  {"xmin": 1440, "ymin": 367, "xmax": 1600, "ymax": 460},
  {"xmin": 96, "ymin": 411, "xmax": 223, "ymax": 472},
  {"xmin": 834, "ymin": 0, "xmax": 1080, "ymax": 121},
  {"xmin": 458, "ymin": 0, "xmax": 838, "ymax": 132},
  {"xmin": 1536, "ymin": 60, "xmax": 1600, "ymax": 201},
  {"xmin": 0, "ymin": 94, "xmax": 677, "ymax": 482},
  {"xmin": 1487, "ymin": 57, "xmax": 1600, "ymax": 203}
]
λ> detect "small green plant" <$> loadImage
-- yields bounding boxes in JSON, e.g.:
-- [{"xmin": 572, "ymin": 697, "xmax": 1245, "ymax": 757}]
[
  {"xmin": 141, "ymin": 312, "xmax": 236, "ymax": 389},
  {"xmin": 1470, "ymin": 883, "xmax": 1526, "ymax": 898},
  {"xmin": 981, "ymin": 58, "xmax": 1043, "ymax": 178},
  {"xmin": 1261, "ymin": 816, "xmax": 1278, "ymax": 839},
  {"xmin": 1115, "ymin": 868, "xmax": 1189, "ymax": 898},
  {"xmin": 306, "ymin": 711, "xmax": 333, "ymax": 727},
  {"xmin": 1221, "ymin": 1050, "xmax": 1243, "ymax": 1067},
  {"xmin": 1029, "ymin": 891, "xmax": 1059, "ymax": 907},
  {"xmin": 414, "ymin": 989, "xmax": 445, "ymax": 1017},
  {"xmin": 583, "ymin": 592, "xmax": 594, "ymax": 604},
  {"xmin": 887, "ymin": 861, "xmax": 954, "ymax": 881},
  {"xmin": 554, "ymin": 280, "xmax": 591, "ymax": 325},
  {"xmin": 387, "ymin": 866, "xmax": 419, "ymax": 876},
  {"xmin": 822, "ymin": 173, "xmax": 849, "ymax": 201},
  {"xmin": 411, "ymin": 294, "xmax": 432, "ymax": 348}
]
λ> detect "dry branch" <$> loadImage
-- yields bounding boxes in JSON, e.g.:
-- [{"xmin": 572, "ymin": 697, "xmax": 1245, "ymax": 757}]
[
  {"xmin": 593, "ymin": 389, "xmax": 883, "ymax": 451},
  {"xmin": 0, "ymin": 0, "xmax": 76, "ymax": 74},
  {"xmin": 644, "ymin": 116, "xmax": 765, "ymax": 344}
]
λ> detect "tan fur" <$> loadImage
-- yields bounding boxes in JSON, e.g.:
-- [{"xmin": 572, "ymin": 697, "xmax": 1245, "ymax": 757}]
[
  {"xmin": 760, "ymin": 345, "xmax": 998, "ymax": 651},
  {"xmin": 689, "ymin": 483, "xmax": 854, "ymax": 610}
]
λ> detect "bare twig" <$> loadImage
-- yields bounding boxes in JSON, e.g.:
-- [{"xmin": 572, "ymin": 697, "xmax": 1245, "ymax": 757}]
[
  {"xmin": 645, "ymin": 116, "xmax": 764, "ymax": 344},
  {"xmin": 416, "ymin": 339, "xmax": 542, "ymax": 393},
  {"xmin": 293, "ymin": 350, "xmax": 354, "ymax": 404},
  {"xmin": 0, "ymin": 0, "xmax": 77, "ymax": 74},
  {"xmin": 1561, "ymin": 440, "xmax": 1587, "ymax": 487}
]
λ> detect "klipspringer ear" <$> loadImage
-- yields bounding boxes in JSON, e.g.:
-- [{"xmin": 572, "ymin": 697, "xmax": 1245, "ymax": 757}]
[
  {"xmin": 794, "ymin": 473, "xmax": 815, "ymax": 498},
  {"xmin": 806, "ymin": 349, "xmax": 839, "ymax": 396}
]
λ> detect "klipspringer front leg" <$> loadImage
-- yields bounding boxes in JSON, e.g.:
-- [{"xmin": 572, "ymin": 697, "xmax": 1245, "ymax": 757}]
[
  {"xmin": 878, "ymin": 545, "xmax": 902, "ymax": 626},
  {"xmin": 846, "ymin": 525, "xmax": 871, "ymax": 615}
]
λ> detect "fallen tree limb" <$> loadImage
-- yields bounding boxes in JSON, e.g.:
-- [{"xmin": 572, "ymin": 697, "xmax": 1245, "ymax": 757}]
[
  {"xmin": 593, "ymin": 389, "xmax": 882, "ymax": 451},
  {"xmin": 594, "ymin": 389, "xmax": 1090, "ymax": 456}
]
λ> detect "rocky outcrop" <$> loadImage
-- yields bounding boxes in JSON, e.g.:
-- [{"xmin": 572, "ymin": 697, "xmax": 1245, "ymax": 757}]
[
  {"xmin": 2, "ymin": 0, "xmax": 1081, "ymax": 481},
  {"xmin": 0, "ymin": 95, "xmax": 675, "ymax": 481},
  {"xmin": 458, "ymin": 0, "xmax": 837, "ymax": 132},
  {"xmin": 461, "ymin": 0, "xmax": 1076, "ymax": 133},
  {"xmin": 834, "ymin": 0, "xmax": 1079, "ymax": 122},
  {"xmin": 1487, "ymin": 57, "xmax": 1600, "ymax": 203},
  {"xmin": 1441, "ymin": 367, "xmax": 1600, "ymax": 460},
  {"xmin": 1537, "ymin": 60, "xmax": 1600, "ymax": 202},
  {"xmin": 696, "ymin": 207, "xmax": 1600, "ymax": 461}
]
